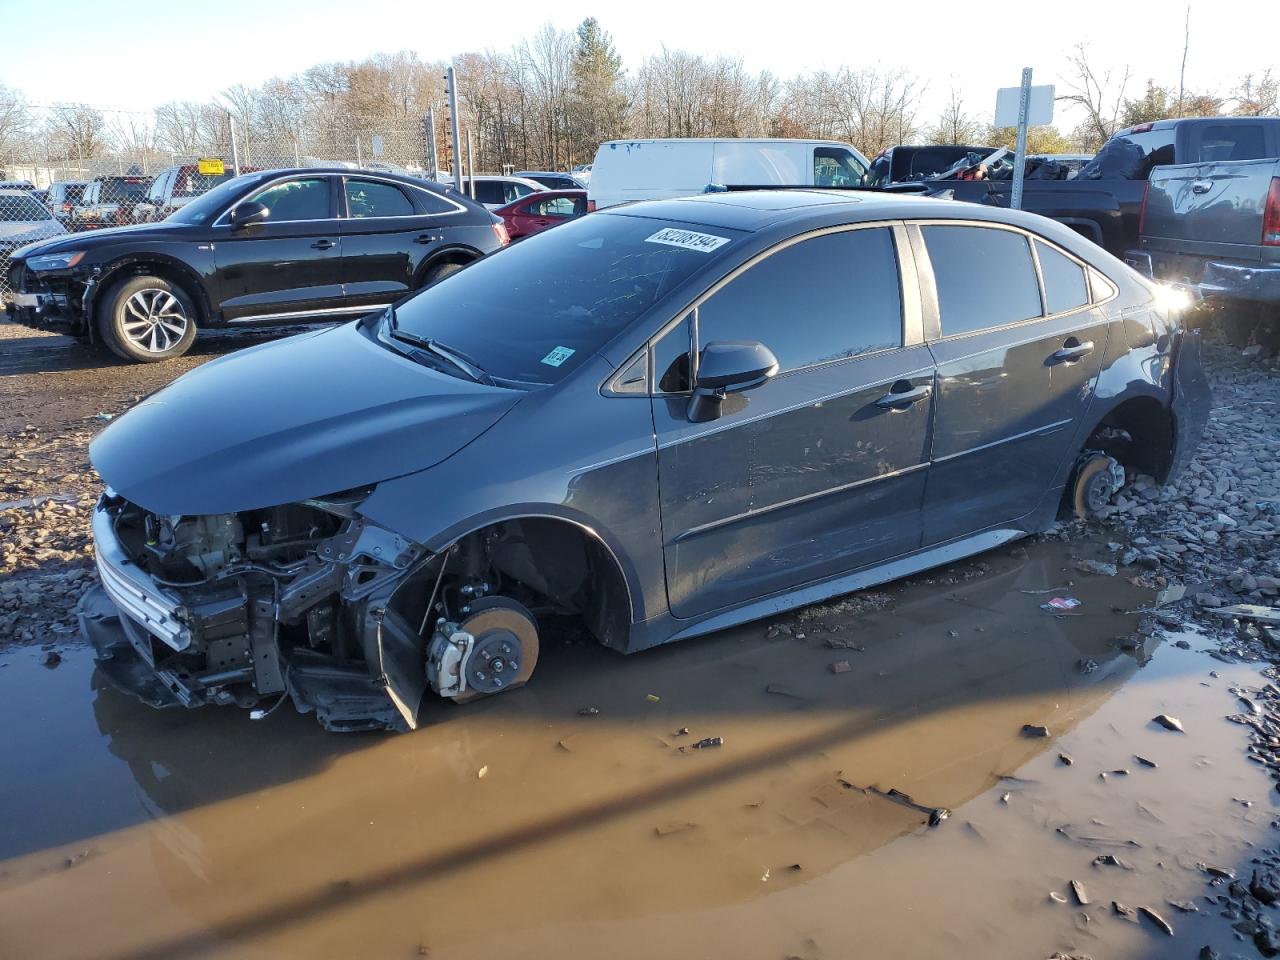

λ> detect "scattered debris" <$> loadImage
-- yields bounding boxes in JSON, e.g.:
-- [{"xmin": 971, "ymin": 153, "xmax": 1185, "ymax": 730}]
[
  {"xmin": 673, "ymin": 727, "xmax": 690, "ymax": 736},
  {"xmin": 1134, "ymin": 755, "xmax": 1158, "ymax": 768},
  {"xmin": 869, "ymin": 786, "xmax": 950, "ymax": 826},
  {"xmin": 830, "ymin": 660, "xmax": 852, "ymax": 674},
  {"xmin": 1215, "ymin": 605, "xmax": 1280, "ymax": 626},
  {"xmin": 1041, "ymin": 597, "xmax": 1082, "ymax": 612},
  {"xmin": 765, "ymin": 683, "xmax": 804, "ymax": 698},
  {"xmin": 577, "ymin": 706, "xmax": 599, "ymax": 716},
  {"xmin": 1021, "ymin": 724, "xmax": 1051, "ymax": 738},
  {"xmin": 1077, "ymin": 658, "xmax": 1099, "ymax": 674},
  {"xmin": 40, "ymin": 650, "xmax": 60, "ymax": 668},
  {"xmin": 645, "ymin": 694, "xmax": 661, "ymax": 703},
  {"xmin": 1049, "ymin": 891, "xmax": 1068, "ymax": 904},
  {"xmin": 1202, "ymin": 864, "xmax": 1235, "ymax": 880},
  {"xmin": 1058, "ymin": 753, "xmax": 1074, "ymax": 766},
  {"xmin": 686, "ymin": 736, "xmax": 724, "ymax": 750},
  {"xmin": 760, "ymin": 869, "xmax": 771, "ymax": 883},
  {"xmin": 1151, "ymin": 714, "xmax": 1185, "ymax": 732},
  {"xmin": 1091, "ymin": 854, "xmax": 1133, "ymax": 870},
  {"xmin": 1070, "ymin": 879, "xmax": 1090, "ymax": 905},
  {"xmin": 477, "ymin": 765, "xmax": 488, "ymax": 779},
  {"xmin": 1167, "ymin": 899, "xmax": 1199, "ymax": 913},
  {"xmin": 654, "ymin": 821, "xmax": 697, "ymax": 837},
  {"xmin": 824, "ymin": 636, "xmax": 865, "ymax": 651}
]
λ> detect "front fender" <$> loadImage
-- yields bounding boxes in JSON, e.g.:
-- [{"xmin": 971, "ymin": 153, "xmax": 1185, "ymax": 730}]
[{"xmin": 87, "ymin": 251, "xmax": 214, "ymax": 325}]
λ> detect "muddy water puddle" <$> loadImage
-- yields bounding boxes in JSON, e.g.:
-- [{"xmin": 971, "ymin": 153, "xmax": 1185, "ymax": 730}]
[{"xmin": 0, "ymin": 536, "xmax": 1274, "ymax": 959}]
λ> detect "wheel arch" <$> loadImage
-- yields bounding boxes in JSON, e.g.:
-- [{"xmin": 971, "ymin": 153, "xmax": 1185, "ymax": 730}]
[
  {"xmin": 1076, "ymin": 390, "xmax": 1177, "ymax": 481},
  {"xmin": 421, "ymin": 507, "xmax": 640, "ymax": 652},
  {"xmin": 89, "ymin": 254, "xmax": 212, "ymax": 328},
  {"xmin": 412, "ymin": 244, "xmax": 486, "ymax": 287}
]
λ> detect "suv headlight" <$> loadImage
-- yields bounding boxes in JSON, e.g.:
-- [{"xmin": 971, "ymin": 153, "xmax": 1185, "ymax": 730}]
[{"xmin": 26, "ymin": 251, "xmax": 85, "ymax": 271}]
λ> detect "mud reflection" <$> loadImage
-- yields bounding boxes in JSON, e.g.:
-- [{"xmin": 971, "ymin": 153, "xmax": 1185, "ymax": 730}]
[{"xmin": 2, "ymin": 535, "xmax": 1262, "ymax": 960}]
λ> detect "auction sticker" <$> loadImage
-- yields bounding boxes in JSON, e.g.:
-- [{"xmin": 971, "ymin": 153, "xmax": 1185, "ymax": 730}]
[
  {"xmin": 541, "ymin": 345, "xmax": 576, "ymax": 367},
  {"xmin": 645, "ymin": 228, "xmax": 730, "ymax": 253}
]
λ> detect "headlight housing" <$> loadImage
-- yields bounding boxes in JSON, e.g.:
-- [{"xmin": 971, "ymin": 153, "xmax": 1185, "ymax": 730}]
[{"xmin": 26, "ymin": 251, "xmax": 85, "ymax": 271}]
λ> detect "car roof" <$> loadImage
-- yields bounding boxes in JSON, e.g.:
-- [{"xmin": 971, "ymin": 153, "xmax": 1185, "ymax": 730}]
[
  {"xmin": 0, "ymin": 187, "xmax": 37, "ymax": 196},
  {"xmin": 598, "ymin": 188, "xmax": 1090, "ymax": 238}
]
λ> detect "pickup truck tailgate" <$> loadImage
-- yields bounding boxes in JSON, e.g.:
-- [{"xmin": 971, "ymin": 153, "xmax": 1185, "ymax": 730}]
[{"xmin": 1144, "ymin": 158, "xmax": 1280, "ymax": 261}]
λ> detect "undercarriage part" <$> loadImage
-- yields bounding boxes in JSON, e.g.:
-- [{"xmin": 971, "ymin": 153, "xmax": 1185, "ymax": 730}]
[
  {"xmin": 1073, "ymin": 451, "xmax": 1126, "ymax": 519},
  {"xmin": 427, "ymin": 596, "xmax": 539, "ymax": 704}
]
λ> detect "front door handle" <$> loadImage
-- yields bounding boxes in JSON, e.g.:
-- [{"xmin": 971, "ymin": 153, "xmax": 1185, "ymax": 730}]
[
  {"xmin": 311, "ymin": 239, "xmax": 336, "ymax": 250},
  {"xmin": 1191, "ymin": 179, "xmax": 1212, "ymax": 194},
  {"xmin": 1047, "ymin": 339, "xmax": 1095, "ymax": 365},
  {"xmin": 875, "ymin": 382, "xmax": 932, "ymax": 410}
]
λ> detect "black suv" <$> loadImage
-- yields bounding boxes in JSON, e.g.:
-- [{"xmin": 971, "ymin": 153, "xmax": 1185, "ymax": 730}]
[{"xmin": 6, "ymin": 168, "xmax": 508, "ymax": 362}]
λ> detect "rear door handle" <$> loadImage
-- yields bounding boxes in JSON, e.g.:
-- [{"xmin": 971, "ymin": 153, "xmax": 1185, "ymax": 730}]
[
  {"xmin": 311, "ymin": 239, "xmax": 336, "ymax": 250},
  {"xmin": 1191, "ymin": 179, "xmax": 1212, "ymax": 194},
  {"xmin": 875, "ymin": 382, "xmax": 932, "ymax": 410},
  {"xmin": 414, "ymin": 233, "xmax": 441, "ymax": 244},
  {"xmin": 1048, "ymin": 339, "xmax": 1094, "ymax": 365}
]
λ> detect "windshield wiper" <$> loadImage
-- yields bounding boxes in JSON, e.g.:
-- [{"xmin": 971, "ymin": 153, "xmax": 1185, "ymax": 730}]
[{"xmin": 386, "ymin": 308, "xmax": 495, "ymax": 386}]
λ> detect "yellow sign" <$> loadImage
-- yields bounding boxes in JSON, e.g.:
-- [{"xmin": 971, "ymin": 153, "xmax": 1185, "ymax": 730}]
[{"xmin": 197, "ymin": 158, "xmax": 225, "ymax": 176}]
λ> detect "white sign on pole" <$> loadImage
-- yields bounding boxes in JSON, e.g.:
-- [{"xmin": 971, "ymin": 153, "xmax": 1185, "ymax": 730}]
[
  {"xmin": 371, "ymin": 134, "xmax": 385, "ymax": 157},
  {"xmin": 994, "ymin": 84, "xmax": 1055, "ymax": 128}
]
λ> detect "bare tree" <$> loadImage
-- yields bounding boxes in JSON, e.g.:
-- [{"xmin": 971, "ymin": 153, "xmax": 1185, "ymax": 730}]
[
  {"xmin": 0, "ymin": 84, "xmax": 33, "ymax": 164},
  {"xmin": 45, "ymin": 103, "xmax": 109, "ymax": 163},
  {"xmin": 928, "ymin": 86, "xmax": 981, "ymax": 145},
  {"xmin": 1058, "ymin": 43, "xmax": 1131, "ymax": 151}
]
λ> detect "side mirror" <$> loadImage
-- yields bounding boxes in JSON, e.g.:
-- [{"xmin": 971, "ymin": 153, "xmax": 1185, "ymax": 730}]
[
  {"xmin": 230, "ymin": 201, "xmax": 269, "ymax": 229},
  {"xmin": 687, "ymin": 340, "xmax": 779, "ymax": 423}
]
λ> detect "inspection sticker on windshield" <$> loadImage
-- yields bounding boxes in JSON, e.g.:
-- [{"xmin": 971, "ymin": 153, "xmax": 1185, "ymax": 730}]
[
  {"xmin": 541, "ymin": 346, "xmax": 576, "ymax": 368},
  {"xmin": 645, "ymin": 227, "xmax": 730, "ymax": 253}
]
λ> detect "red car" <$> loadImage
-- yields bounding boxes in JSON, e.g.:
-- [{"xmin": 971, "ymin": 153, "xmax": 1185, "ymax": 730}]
[{"xmin": 495, "ymin": 189, "xmax": 587, "ymax": 240}]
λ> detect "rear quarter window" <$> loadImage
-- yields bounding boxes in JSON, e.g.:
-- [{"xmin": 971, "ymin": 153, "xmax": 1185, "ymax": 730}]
[
  {"xmin": 1034, "ymin": 240, "xmax": 1090, "ymax": 315},
  {"xmin": 1195, "ymin": 124, "xmax": 1267, "ymax": 162},
  {"xmin": 923, "ymin": 225, "xmax": 1043, "ymax": 336}
]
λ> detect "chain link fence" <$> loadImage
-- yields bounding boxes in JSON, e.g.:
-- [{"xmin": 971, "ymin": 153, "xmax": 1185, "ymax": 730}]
[{"xmin": 2, "ymin": 103, "xmax": 456, "ymax": 305}]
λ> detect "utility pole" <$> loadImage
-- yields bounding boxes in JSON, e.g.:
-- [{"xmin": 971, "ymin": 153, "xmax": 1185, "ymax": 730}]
[
  {"xmin": 466, "ymin": 130, "xmax": 476, "ymax": 199},
  {"xmin": 228, "ymin": 111, "xmax": 241, "ymax": 176},
  {"xmin": 446, "ymin": 66, "xmax": 463, "ymax": 189},
  {"xmin": 424, "ymin": 106, "xmax": 438, "ymax": 179}
]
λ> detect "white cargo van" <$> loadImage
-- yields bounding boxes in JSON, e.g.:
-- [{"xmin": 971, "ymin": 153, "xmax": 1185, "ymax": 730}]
[{"xmin": 586, "ymin": 138, "xmax": 870, "ymax": 210}]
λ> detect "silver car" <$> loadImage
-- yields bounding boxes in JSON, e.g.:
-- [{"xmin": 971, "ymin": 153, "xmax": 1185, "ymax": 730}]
[{"xmin": 0, "ymin": 189, "xmax": 68, "ymax": 304}]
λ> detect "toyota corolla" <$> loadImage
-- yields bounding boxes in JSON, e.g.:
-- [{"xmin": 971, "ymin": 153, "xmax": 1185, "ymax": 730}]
[{"xmin": 79, "ymin": 191, "xmax": 1210, "ymax": 731}]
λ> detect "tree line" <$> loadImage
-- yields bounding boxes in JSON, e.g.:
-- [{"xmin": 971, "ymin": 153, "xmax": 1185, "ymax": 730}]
[{"xmin": 1, "ymin": 21, "xmax": 1276, "ymax": 177}]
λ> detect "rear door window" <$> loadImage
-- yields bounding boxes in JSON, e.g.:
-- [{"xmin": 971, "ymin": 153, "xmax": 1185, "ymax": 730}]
[
  {"xmin": 923, "ymin": 225, "xmax": 1043, "ymax": 336},
  {"xmin": 697, "ymin": 227, "xmax": 902, "ymax": 372},
  {"xmin": 1034, "ymin": 240, "xmax": 1090, "ymax": 315},
  {"xmin": 473, "ymin": 181, "xmax": 504, "ymax": 205},
  {"xmin": 345, "ymin": 178, "xmax": 414, "ymax": 218}
]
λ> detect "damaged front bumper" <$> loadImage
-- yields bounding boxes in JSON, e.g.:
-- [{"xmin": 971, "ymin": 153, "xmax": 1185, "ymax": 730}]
[
  {"xmin": 3, "ymin": 261, "xmax": 89, "ymax": 333},
  {"xmin": 80, "ymin": 493, "xmax": 436, "ymax": 732}
]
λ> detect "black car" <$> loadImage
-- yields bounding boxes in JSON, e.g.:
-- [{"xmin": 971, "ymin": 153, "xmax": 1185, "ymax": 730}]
[
  {"xmin": 79, "ymin": 190, "xmax": 1210, "ymax": 732},
  {"xmin": 5, "ymin": 168, "xmax": 508, "ymax": 362}
]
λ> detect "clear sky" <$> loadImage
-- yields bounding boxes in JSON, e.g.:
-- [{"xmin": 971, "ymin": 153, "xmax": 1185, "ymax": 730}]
[{"xmin": 1, "ymin": 0, "xmax": 1276, "ymax": 128}]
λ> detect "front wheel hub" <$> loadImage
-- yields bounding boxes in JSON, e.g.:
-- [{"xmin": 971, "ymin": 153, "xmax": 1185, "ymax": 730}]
[{"xmin": 467, "ymin": 630, "xmax": 522, "ymax": 693}]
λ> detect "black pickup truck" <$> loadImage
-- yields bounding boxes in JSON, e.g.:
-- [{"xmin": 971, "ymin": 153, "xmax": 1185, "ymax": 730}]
[{"xmin": 932, "ymin": 117, "xmax": 1280, "ymax": 258}]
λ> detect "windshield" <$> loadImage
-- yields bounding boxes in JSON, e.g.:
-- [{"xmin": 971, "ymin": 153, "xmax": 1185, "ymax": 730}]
[
  {"xmin": 165, "ymin": 173, "xmax": 262, "ymax": 223},
  {"xmin": 173, "ymin": 168, "xmax": 239, "ymax": 197},
  {"xmin": 101, "ymin": 179, "xmax": 147, "ymax": 203},
  {"xmin": 387, "ymin": 213, "xmax": 742, "ymax": 385},
  {"xmin": 1, "ymin": 195, "xmax": 52, "ymax": 221}
]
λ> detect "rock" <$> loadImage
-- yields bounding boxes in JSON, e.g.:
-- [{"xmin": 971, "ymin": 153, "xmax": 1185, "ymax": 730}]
[
  {"xmin": 1152, "ymin": 714, "xmax": 1185, "ymax": 732},
  {"xmin": 1167, "ymin": 900, "xmax": 1199, "ymax": 913},
  {"xmin": 1070, "ymin": 879, "xmax": 1089, "ymax": 905},
  {"xmin": 1112, "ymin": 901, "xmax": 1139, "ymax": 923},
  {"xmin": 40, "ymin": 650, "xmax": 60, "ymax": 668},
  {"xmin": 1138, "ymin": 906, "xmax": 1173, "ymax": 935},
  {"xmin": 1252, "ymin": 869, "xmax": 1280, "ymax": 906},
  {"xmin": 1134, "ymin": 755, "xmax": 1158, "ymax": 768},
  {"xmin": 1092, "ymin": 854, "xmax": 1133, "ymax": 870},
  {"xmin": 1058, "ymin": 753, "xmax": 1074, "ymax": 766},
  {"xmin": 1077, "ymin": 658, "xmax": 1099, "ymax": 674},
  {"xmin": 1256, "ymin": 928, "xmax": 1280, "ymax": 958},
  {"xmin": 1021, "ymin": 724, "xmax": 1051, "ymax": 738},
  {"xmin": 1198, "ymin": 947, "xmax": 1220, "ymax": 960},
  {"xmin": 1076, "ymin": 559, "xmax": 1118, "ymax": 577},
  {"xmin": 830, "ymin": 660, "xmax": 851, "ymax": 674}
]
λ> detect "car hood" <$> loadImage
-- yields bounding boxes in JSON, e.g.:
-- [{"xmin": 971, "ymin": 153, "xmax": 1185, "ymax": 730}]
[
  {"xmin": 13, "ymin": 220, "xmax": 186, "ymax": 259},
  {"xmin": 0, "ymin": 219, "xmax": 66, "ymax": 247},
  {"xmin": 91, "ymin": 322, "xmax": 524, "ymax": 516}
]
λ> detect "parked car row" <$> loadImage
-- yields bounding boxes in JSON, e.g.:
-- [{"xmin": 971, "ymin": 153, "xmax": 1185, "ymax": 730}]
[{"xmin": 71, "ymin": 186, "xmax": 1210, "ymax": 732}]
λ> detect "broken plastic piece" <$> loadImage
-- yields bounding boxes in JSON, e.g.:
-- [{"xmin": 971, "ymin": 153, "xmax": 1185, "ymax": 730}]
[{"xmin": 1041, "ymin": 597, "xmax": 1082, "ymax": 611}]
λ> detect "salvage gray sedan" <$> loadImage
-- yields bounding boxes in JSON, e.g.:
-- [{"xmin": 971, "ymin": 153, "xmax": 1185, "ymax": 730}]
[{"xmin": 80, "ymin": 191, "xmax": 1211, "ymax": 731}]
